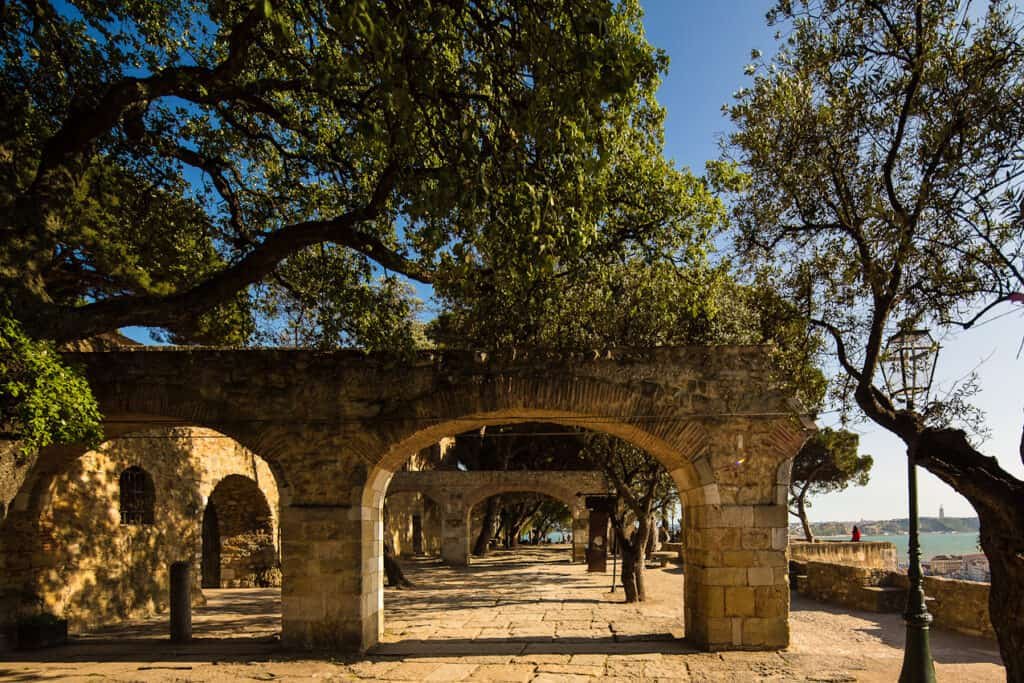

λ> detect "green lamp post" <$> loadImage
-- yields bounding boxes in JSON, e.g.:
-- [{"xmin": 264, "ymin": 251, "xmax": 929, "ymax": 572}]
[{"xmin": 881, "ymin": 329, "xmax": 939, "ymax": 683}]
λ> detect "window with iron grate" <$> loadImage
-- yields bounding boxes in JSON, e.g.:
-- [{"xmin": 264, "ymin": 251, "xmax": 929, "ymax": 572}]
[{"xmin": 119, "ymin": 466, "xmax": 155, "ymax": 525}]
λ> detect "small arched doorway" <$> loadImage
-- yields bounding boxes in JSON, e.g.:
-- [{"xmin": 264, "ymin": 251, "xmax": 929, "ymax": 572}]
[
  {"xmin": 201, "ymin": 503, "xmax": 221, "ymax": 588},
  {"xmin": 201, "ymin": 474, "xmax": 277, "ymax": 588}
]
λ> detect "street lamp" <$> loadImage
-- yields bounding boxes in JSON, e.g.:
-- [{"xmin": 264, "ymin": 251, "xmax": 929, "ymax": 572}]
[{"xmin": 881, "ymin": 329, "xmax": 939, "ymax": 683}]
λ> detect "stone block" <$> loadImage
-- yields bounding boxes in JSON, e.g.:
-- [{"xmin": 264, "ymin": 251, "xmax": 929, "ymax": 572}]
[
  {"xmin": 753, "ymin": 505, "xmax": 788, "ymax": 528},
  {"xmin": 722, "ymin": 550, "xmax": 756, "ymax": 567},
  {"xmin": 747, "ymin": 567, "xmax": 775, "ymax": 586},
  {"xmin": 741, "ymin": 528, "xmax": 771, "ymax": 550},
  {"xmin": 703, "ymin": 567, "xmax": 748, "ymax": 586},
  {"xmin": 701, "ymin": 586, "xmax": 725, "ymax": 617},
  {"xmin": 771, "ymin": 527, "xmax": 788, "ymax": 550},
  {"xmin": 717, "ymin": 506, "xmax": 754, "ymax": 528},
  {"xmin": 754, "ymin": 586, "xmax": 789, "ymax": 618},
  {"xmin": 724, "ymin": 587, "xmax": 756, "ymax": 617},
  {"xmin": 706, "ymin": 616, "xmax": 733, "ymax": 645}
]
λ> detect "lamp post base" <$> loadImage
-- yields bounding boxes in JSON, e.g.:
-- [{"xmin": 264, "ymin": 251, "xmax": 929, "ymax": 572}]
[{"xmin": 898, "ymin": 618, "xmax": 936, "ymax": 683}]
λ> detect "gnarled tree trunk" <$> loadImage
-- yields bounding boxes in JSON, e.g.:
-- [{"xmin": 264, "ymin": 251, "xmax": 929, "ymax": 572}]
[
  {"xmin": 913, "ymin": 427, "xmax": 1024, "ymax": 681},
  {"xmin": 614, "ymin": 517, "xmax": 651, "ymax": 603},
  {"xmin": 473, "ymin": 496, "xmax": 499, "ymax": 556},
  {"xmin": 794, "ymin": 483, "xmax": 814, "ymax": 542}
]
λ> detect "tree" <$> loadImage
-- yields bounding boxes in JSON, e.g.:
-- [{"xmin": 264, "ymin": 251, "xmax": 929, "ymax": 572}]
[
  {"xmin": 789, "ymin": 428, "xmax": 873, "ymax": 542},
  {"xmin": 581, "ymin": 433, "xmax": 678, "ymax": 603},
  {"xmin": 525, "ymin": 499, "xmax": 572, "ymax": 544},
  {"xmin": 725, "ymin": 0, "xmax": 1024, "ymax": 673},
  {"xmin": 1, "ymin": 0, "xmax": 667, "ymax": 344}
]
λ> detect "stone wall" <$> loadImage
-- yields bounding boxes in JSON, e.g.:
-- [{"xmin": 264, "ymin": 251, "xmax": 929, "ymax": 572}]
[
  {"xmin": 35, "ymin": 346, "xmax": 812, "ymax": 653},
  {"xmin": 384, "ymin": 491, "xmax": 441, "ymax": 557},
  {"xmin": 1, "ymin": 427, "xmax": 279, "ymax": 631},
  {"xmin": 792, "ymin": 560, "xmax": 995, "ymax": 639},
  {"xmin": 790, "ymin": 541, "xmax": 897, "ymax": 570}
]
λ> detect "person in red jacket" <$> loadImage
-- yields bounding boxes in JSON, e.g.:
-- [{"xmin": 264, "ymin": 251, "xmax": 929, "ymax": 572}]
[{"xmin": 851, "ymin": 525, "xmax": 862, "ymax": 542}]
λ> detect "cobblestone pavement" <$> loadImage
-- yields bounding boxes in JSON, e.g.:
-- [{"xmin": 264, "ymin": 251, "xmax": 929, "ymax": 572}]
[{"xmin": 0, "ymin": 545, "xmax": 1005, "ymax": 681}]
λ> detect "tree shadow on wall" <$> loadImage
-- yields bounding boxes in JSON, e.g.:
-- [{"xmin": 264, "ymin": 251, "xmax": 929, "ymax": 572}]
[{"xmin": 23, "ymin": 428, "xmax": 209, "ymax": 632}]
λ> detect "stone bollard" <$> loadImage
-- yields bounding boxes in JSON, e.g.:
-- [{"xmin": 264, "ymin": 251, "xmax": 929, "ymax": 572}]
[{"xmin": 169, "ymin": 561, "xmax": 192, "ymax": 643}]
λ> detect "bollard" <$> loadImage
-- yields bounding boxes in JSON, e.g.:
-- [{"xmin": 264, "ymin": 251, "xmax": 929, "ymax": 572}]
[{"xmin": 169, "ymin": 561, "xmax": 192, "ymax": 643}]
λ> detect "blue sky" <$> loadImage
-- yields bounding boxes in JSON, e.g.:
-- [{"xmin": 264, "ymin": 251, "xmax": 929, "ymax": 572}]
[
  {"xmin": 640, "ymin": 0, "xmax": 1024, "ymax": 522},
  {"xmin": 127, "ymin": 1, "xmax": 1024, "ymax": 523}
]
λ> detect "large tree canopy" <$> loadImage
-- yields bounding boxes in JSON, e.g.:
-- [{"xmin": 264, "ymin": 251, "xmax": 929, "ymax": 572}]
[
  {"xmin": 725, "ymin": 0, "xmax": 1024, "ymax": 673},
  {"xmin": 1, "ymin": 0, "xmax": 671, "ymax": 344}
]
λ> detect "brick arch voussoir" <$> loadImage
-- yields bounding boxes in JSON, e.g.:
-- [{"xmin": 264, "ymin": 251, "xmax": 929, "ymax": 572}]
[
  {"xmin": 464, "ymin": 485, "xmax": 580, "ymax": 515},
  {"xmin": 363, "ymin": 375, "xmax": 716, "ymax": 503},
  {"xmin": 382, "ymin": 484, "xmax": 447, "ymax": 511}
]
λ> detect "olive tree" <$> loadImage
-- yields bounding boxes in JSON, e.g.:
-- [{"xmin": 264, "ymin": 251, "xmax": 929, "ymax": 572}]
[{"xmin": 725, "ymin": 0, "xmax": 1024, "ymax": 673}]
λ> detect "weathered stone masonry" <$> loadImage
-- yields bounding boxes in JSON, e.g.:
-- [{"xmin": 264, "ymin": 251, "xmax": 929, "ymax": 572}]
[
  {"xmin": 0, "ymin": 427, "xmax": 279, "ymax": 632},
  {"xmin": 2, "ymin": 346, "xmax": 811, "ymax": 653},
  {"xmin": 386, "ymin": 470, "xmax": 606, "ymax": 564}
]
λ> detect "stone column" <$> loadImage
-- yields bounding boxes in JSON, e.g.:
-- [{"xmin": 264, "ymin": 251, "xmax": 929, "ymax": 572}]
[
  {"xmin": 440, "ymin": 504, "xmax": 470, "ymax": 566},
  {"xmin": 280, "ymin": 503, "xmax": 363, "ymax": 651},
  {"xmin": 683, "ymin": 503, "xmax": 789, "ymax": 650},
  {"xmin": 571, "ymin": 503, "xmax": 589, "ymax": 563}
]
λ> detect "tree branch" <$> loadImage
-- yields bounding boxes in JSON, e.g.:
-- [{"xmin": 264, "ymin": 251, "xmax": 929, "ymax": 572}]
[{"xmin": 29, "ymin": 162, "xmax": 433, "ymax": 341}]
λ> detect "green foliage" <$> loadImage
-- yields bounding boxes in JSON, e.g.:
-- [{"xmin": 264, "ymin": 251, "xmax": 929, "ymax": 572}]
[
  {"xmin": 1, "ymin": 0, "xmax": 675, "ymax": 346},
  {"xmin": 791, "ymin": 427, "xmax": 872, "ymax": 499},
  {"xmin": 250, "ymin": 244, "xmax": 421, "ymax": 353},
  {"xmin": 725, "ymin": 0, "xmax": 1024, "ymax": 423},
  {"xmin": 580, "ymin": 433, "xmax": 678, "ymax": 521},
  {"xmin": 0, "ymin": 313, "xmax": 102, "ymax": 457}
]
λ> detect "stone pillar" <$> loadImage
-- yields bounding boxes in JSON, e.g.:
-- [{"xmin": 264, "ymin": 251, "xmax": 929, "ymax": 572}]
[
  {"xmin": 684, "ymin": 503, "xmax": 789, "ymax": 650},
  {"xmin": 440, "ymin": 505, "xmax": 470, "ymax": 566},
  {"xmin": 169, "ymin": 562, "xmax": 192, "ymax": 642},
  {"xmin": 280, "ymin": 503, "xmax": 364, "ymax": 651},
  {"xmin": 571, "ymin": 503, "xmax": 589, "ymax": 563}
]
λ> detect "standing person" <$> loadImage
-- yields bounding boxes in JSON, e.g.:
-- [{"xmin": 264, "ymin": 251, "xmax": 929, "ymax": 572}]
[{"xmin": 851, "ymin": 525, "xmax": 861, "ymax": 542}]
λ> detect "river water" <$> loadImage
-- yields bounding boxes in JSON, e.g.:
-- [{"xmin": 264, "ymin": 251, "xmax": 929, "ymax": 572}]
[{"xmin": 820, "ymin": 531, "xmax": 981, "ymax": 563}]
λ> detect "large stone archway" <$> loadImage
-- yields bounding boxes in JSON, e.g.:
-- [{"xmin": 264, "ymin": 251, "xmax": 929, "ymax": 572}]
[
  {"xmin": 1, "ymin": 347, "xmax": 811, "ymax": 654},
  {"xmin": 386, "ymin": 469, "xmax": 606, "ymax": 565}
]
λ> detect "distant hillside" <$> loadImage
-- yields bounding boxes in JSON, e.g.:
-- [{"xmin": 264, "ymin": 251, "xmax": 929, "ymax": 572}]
[{"xmin": 791, "ymin": 517, "xmax": 979, "ymax": 537}]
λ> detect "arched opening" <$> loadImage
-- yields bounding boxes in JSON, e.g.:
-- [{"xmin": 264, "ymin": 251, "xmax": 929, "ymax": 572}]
[
  {"xmin": 3, "ymin": 426, "xmax": 284, "ymax": 637},
  {"xmin": 203, "ymin": 474, "xmax": 277, "ymax": 588},
  {"xmin": 201, "ymin": 503, "xmax": 221, "ymax": 588},
  {"xmin": 468, "ymin": 492, "xmax": 574, "ymax": 558},
  {"xmin": 369, "ymin": 421, "xmax": 695, "ymax": 654}
]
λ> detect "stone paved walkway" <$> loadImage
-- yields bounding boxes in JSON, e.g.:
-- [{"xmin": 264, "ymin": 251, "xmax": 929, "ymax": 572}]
[{"xmin": 0, "ymin": 545, "xmax": 1005, "ymax": 681}]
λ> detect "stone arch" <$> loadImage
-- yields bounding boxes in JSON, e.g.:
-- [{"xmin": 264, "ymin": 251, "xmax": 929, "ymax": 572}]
[
  {"xmin": 45, "ymin": 347, "xmax": 811, "ymax": 653},
  {"xmin": 203, "ymin": 474, "xmax": 278, "ymax": 588},
  {"xmin": 358, "ymin": 410, "xmax": 713, "ymax": 653},
  {"xmin": 362, "ymin": 410, "xmax": 714, "ymax": 517},
  {"xmin": 0, "ymin": 425, "xmax": 283, "ymax": 631},
  {"xmin": 463, "ymin": 485, "xmax": 592, "ymax": 564}
]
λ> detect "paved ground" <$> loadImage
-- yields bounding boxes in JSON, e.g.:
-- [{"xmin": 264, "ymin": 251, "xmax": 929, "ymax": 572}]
[{"xmin": 0, "ymin": 545, "xmax": 1005, "ymax": 681}]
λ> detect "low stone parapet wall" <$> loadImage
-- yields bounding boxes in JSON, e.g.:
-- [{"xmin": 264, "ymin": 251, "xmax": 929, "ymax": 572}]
[
  {"xmin": 791, "ymin": 560, "xmax": 994, "ymax": 639},
  {"xmin": 790, "ymin": 541, "xmax": 897, "ymax": 570}
]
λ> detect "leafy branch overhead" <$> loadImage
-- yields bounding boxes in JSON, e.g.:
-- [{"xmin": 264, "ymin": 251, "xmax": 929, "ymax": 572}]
[{"xmin": 1, "ymin": 0, "xmax": 678, "ymax": 344}]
